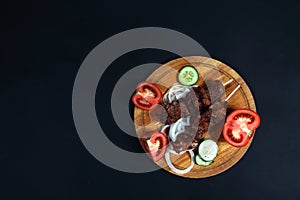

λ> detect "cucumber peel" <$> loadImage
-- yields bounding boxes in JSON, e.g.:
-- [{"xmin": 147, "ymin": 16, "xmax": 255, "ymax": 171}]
[{"xmin": 195, "ymin": 155, "xmax": 213, "ymax": 166}]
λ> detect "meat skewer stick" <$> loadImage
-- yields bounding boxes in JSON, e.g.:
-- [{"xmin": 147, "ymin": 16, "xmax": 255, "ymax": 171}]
[
  {"xmin": 203, "ymin": 79, "xmax": 233, "ymax": 104},
  {"xmin": 225, "ymin": 84, "xmax": 241, "ymax": 102},
  {"xmin": 223, "ymin": 79, "xmax": 234, "ymax": 86},
  {"xmin": 207, "ymin": 79, "xmax": 239, "ymax": 103}
]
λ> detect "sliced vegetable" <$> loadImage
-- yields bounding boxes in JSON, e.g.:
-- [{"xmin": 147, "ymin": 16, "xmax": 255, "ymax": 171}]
[
  {"xmin": 160, "ymin": 125, "xmax": 170, "ymax": 134},
  {"xmin": 226, "ymin": 108, "xmax": 260, "ymax": 132},
  {"xmin": 195, "ymin": 154, "xmax": 213, "ymax": 166},
  {"xmin": 177, "ymin": 66, "xmax": 199, "ymax": 86},
  {"xmin": 169, "ymin": 116, "xmax": 191, "ymax": 142},
  {"xmin": 222, "ymin": 109, "xmax": 260, "ymax": 147},
  {"xmin": 163, "ymin": 83, "xmax": 191, "ymax": 103},
  {"xmin": 141, "ymin": 131, "xmax": 168, "ymax": 162},
  {"xmin": 132, "ymin": 82, "xmax": 162, "ymax": 110},
  {"xmin": 198, "ymin": 139, "xmax": 218, "ymax": 162},
  {"xmin": 165, "ymin": 147, "xmax": 194, "ymax": 174},
  {"xmin": 223, "ymin": 126, "xmax": 249, "ymax": 147}
]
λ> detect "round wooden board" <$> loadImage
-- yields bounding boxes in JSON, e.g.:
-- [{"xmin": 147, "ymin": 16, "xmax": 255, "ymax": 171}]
[{"xmin": 134, "ymin": 56, "xmax": 256, "ymax": 178}]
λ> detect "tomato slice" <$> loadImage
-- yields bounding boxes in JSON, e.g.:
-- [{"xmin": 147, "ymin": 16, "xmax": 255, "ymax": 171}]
[
  {"xmin": 132, "ymin": 93, "xmax": 158, "ymax": 110},
  {"xmin": 222, "ymin": 125, "xmax": 249, "ymax": 147},
  {"xmin": 222, "ymin": 109, "xmax": 260, "ymax": 147},
  {"xmin": 140, "ymin": 132, "xmax": 168, "ymax": 162},
  {"xmin": 226, "ymin": 108, "xmax": 260, "ymax": 131},
  {"xmin": 132, "ymin": 82, "xmax": 162, "ymax": 111}
]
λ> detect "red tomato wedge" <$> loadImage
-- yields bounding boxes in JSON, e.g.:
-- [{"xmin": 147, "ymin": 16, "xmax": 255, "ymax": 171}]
[
  {"xmin": 140, "ymin": 132, "xmax": 168, "ymax": 162},
  {"xmin": 222, "ymin": 109, "xmax": 260, "ymax": 147},
  {"xmin": 132, "ymin": 82, "xmax": 162, "ymax": 110}
]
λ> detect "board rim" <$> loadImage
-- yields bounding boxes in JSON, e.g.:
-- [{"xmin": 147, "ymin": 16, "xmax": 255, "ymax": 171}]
[{"xmin": 134, "ymin": 56, "xmax": 257, "ymax": 178}]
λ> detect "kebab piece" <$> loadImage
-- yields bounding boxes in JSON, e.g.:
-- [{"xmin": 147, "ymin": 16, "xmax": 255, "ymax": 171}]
[{"xmin": 161, "ymin": 80, "xmax": 240, "ymax": 153}]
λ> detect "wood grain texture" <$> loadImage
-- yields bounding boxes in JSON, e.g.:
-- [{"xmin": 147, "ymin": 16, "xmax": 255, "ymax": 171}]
[{"xmin": 134, "ymin": 56, "xmax": 257, "ymax": 178}]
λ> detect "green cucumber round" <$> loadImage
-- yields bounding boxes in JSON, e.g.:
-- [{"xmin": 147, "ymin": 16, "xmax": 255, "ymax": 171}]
[
  {"xmin": 198, "ymin": 139, "xmax": 218, "ymax": 162},
  {"xmin": 178, "ymin": 66, "xmax": 199, "ymax": 86},
  {"xmin": 195, "ymin": 155, "xmax": 213, "ymax": 166}
]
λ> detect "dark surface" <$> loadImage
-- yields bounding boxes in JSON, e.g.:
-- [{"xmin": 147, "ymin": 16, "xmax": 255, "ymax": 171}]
[{"xmin": 1, "ymin": 0, "xmax": 300, "ymax": 199}]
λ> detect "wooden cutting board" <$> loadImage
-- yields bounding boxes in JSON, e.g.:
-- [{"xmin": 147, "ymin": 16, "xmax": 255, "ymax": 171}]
[{"xmin": 134, "ymin": 56, "xmax": 256, "ymax": 178}]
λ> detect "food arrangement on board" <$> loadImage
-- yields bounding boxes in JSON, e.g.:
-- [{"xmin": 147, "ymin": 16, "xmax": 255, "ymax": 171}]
[{"xmin": 132, "ymin": 56, "xmax": 261, "ymax": 178}]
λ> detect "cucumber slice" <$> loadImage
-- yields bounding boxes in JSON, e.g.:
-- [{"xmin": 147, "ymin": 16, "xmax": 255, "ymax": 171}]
[
  {"xmin": 178, "ymin": 66, "xmax": 199, "ymax": 86},
  {"xmin": 198, "ymin": 139, "xmax": 218, "ymax": 161},
  {"xmin": 195, "ymin": 155, "xmax": 213, "ymax": 166}
]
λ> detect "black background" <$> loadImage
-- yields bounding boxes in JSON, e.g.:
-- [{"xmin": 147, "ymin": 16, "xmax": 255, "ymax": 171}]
[{"xmin": 2, "ymin": 0, "xmax": 300, "ymax": 199}]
